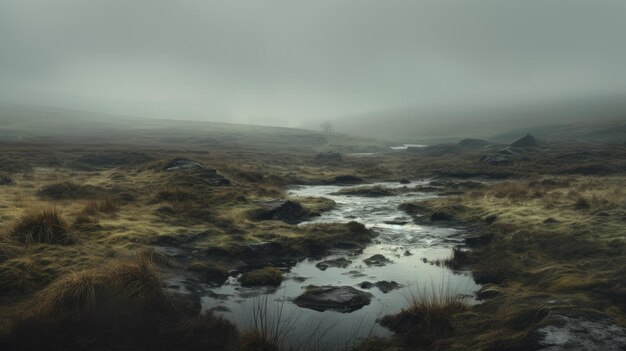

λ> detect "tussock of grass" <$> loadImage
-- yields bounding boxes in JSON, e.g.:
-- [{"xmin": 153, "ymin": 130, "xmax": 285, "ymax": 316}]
[
  {"xmin": 31, "ymin": 253, "xmax": 174, "ymax": 320},
  {"xmin": 9, "ymin": 208, "xmax": 73, "ymax": 245},
  {"xmin": 239, "ymin": 267, "xmax": 283, "ymax": 287},
  {"xmin": 0, "ymin": 173, "xmax": 13, "ymax": 185},
  {"xmin": 237, "ymin": 294, "xmax": 292, "ymax": 351},
  {"xmin": 381, "ymin": 282, "xmax": 467, "ymax": 346},
  {"xmin": 37, "ymin": 181, "xmax": 106, "ymax": 200},
  {"xmin": 0, "ymin": 236, "xmax": 22, "ymax": 262},
  {"xmin": 0, "ymin": 252, "xmax": 199, "ymax": 350},
  {"xmin": 156, "ymin": 187, "xmax": 198, "ymax": 203},
  {"xmin": 189, "ymin": 261, "xmax": 229, "ymax": 285}
]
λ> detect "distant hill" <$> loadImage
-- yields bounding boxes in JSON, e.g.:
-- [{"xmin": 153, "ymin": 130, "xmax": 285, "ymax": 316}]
[
  {"xmin": 331, "ymin": 95, "xmax": 626, "ymax": 144},
  {"xmin": 0, "ymin": 105, "xmax": 388, "ymax": 153}
]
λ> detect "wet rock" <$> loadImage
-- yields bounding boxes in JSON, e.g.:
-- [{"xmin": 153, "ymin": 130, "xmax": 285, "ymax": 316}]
[
  {"xmin": 481, "ymin": 153, "xmax": 513, "ymax": 165},
  {"xmin": 315, "ymin": 257, "xmax": 352, "ymax": 271},
  {"xmin": 363, "ymin": 254, "xmax": 392, "ymax": 266},
  {"xmin": 596, "ymin": 211, "xmax": 610, "ymax": 217},
  {"xmin": 206, "ymin": 290, "xmax": 231, "ymax": 300},
  {"xmin": 293, "ymin": 285, "xmax": 373, "ymax": 312},
  {"xmin": 430, "ymin": 211, "xmax": 453, "ymax": 221},
  {"xmin": 332, "ymin": 185, "xmax": 395, "ymax": 197},
  {"xmin": 250, "ymin": 200, "xmax": 310, "ymax": 224},
  {"xmin": 536, "ymin": 314, "xmax": 626, "ymax": 350},
  {"xmin": 404, "ymin": 250, "xmax": 413, "ymax": 256},
  {"xmin": 343, "ymin": 270, "xmax": 367, "ymax": 278},
  {"xmin": 543, "ymin": 217, "xmax": 560, "ymax": 224},
  {"xmin": 384, "ymin": 220, "xmax": 410, "ymax": 225},
  {"xmin": 360, "ymin": 281, "xmax": 402, "ymax": 293},
  {"xmin": 399, "ymin": 178, "xmax": 411, "ymax": 184},
  {"xmin": 291, "ymin": 276, "xmax": 308, "ymax": 283},
  {"xmin": 476, "ymin": 284, "xmax": 503, "ymax": 300}
]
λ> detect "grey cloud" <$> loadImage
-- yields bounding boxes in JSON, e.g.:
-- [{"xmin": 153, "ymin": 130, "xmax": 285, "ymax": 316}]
[{"xmin": 1, "ymin": 0, "xmax": 626, "ymax": 127}]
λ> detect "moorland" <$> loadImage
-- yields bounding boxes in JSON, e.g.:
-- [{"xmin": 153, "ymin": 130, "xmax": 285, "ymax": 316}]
[{"xmin": 0, "ymin": 106, "xmax": 625, "ymax": 350}]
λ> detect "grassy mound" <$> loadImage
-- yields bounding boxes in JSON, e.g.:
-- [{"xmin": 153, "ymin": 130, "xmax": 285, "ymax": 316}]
[
  {"xmin": 0, "ymin": 252, "xmax": 238, "ymax": 350},
  {"xmin": 9, "ymin": 208, "xmax": 73, "ymax": 245},
  {"xmin": 37, "ymin": 181, "xmax": 106, "ymax": 200},
  {"xmin": 381, "ymin": 285, "xmax": 467, "ymax": 346},
  {"xmin": 239, "ymin": 267, "xmax": 283, "ymax": 287}
]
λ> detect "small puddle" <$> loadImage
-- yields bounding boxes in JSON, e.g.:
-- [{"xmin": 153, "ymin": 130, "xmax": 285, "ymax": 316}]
[{"xmin": 200, "ymin": 181, "xmax": 479, "ymax": 348}]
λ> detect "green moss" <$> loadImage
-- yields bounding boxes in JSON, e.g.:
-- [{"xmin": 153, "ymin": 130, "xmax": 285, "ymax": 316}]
[{"xmin": 238, "ymin": 267, "xmax": 283, "ymax": 287}]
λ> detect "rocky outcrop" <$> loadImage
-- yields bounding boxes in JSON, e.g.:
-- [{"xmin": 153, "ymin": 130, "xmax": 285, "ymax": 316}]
[
  {"xmin": 359, "ymin": 280, "xmax": 402, "ymax": 293},
  {"xmin": 315, "ymin": 257, "xmax": 352, "ymax": 271},
  {"xmin": 510, "ymin": 134, "xmax": 538, "ymax": 148},
  {"xmin": 363, "ymin": 254, "xmax": 392, "ymax": 266},
  {"xmin": 293, "ymin": 285, "xmax": 373, "ymax": 312},
  {"xmin": 249, "ymin": 200, "xmax": 310, "ymax": 224}
]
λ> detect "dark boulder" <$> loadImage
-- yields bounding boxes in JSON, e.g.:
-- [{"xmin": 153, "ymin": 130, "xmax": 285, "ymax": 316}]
[
  {"xmin": 430, "ymin": 211, "xmax": 453, "ymax": 221},
  {"xmin": 293, "ymin": 285, "xmax": 373, "ymax": 312},
  {"xmin": 315, "ymin": 257, "xmax": 352, "ymax": 271},
  {"xmin": 360, "ymin": 280, "xmax": 402, "ymax": 293},
  {"xmin": 399, "ymin": 178, "xmax": 411, "ymax": 184},
  {"xmin": 250, "ymin": 200, "xmax": 310, "ymax": 224},
  {"xmin": 363, "ymin": 254, "xmax": 392, "ymax": 266}
]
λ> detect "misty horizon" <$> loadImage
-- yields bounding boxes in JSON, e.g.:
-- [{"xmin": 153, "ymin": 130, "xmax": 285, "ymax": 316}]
[{"xmin": 2, "ymin": 0, "xmax": 626, "ymax": 130}]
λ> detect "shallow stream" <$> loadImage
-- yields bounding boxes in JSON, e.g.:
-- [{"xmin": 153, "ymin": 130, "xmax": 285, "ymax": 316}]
[{"xmin": 200, "ymin": 181, "xmax": 479, "ymax": 348}]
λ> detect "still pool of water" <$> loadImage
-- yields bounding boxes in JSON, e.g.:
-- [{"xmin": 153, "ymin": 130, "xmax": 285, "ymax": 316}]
[{"xmin": 200, "ymin": 182, "xmax": 479, "ymax": 349}]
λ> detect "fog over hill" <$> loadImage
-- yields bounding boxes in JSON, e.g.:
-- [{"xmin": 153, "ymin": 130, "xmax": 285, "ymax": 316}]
[
  {"xmin": 329, "ymin": 95, "xmax": 626, "ymax": 143},
  {"xmin": 2, "ymin": 0, "xmax": 626, "ymax": 137}
]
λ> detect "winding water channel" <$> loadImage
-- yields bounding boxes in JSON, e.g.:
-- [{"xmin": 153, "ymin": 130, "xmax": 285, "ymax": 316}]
[{"xmin": 201, "ymin": 181, "xmax": 479, "ymax": 348}]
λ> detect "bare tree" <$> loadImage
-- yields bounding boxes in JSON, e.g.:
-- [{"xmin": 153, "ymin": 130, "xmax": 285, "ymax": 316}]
[{"xmin": 320, "ymin": 120, "xmax": 334, "ymax": 135}]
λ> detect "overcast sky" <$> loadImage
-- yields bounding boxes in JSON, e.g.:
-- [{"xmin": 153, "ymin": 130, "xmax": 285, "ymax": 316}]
[{"xmin": 1, "ymin": 0, "xmax": 626, "ymax": 127}]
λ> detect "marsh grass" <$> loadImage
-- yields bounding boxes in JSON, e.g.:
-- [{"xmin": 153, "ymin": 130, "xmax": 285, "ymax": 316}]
[
  {"xmin": 238, "ymin": 292, "xmax": 297, "ymax": 351},
  {"xmin": 380, "ymin": 280, "xmax": 468, "ymax": 346},
  {"xmin": 37, "ymin": 181, "xmax": 106, "ymax": 200},
  {"xmin": 0, "ymin": 251, "xmax": 198, "ymax": 350},
  {"xmin": 9, "ymin": 207, "xmax": 73, "ymax": 245},
  {"xmin": 0, "ymin": 236, "xmax": 22, "ymax": 262}
]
